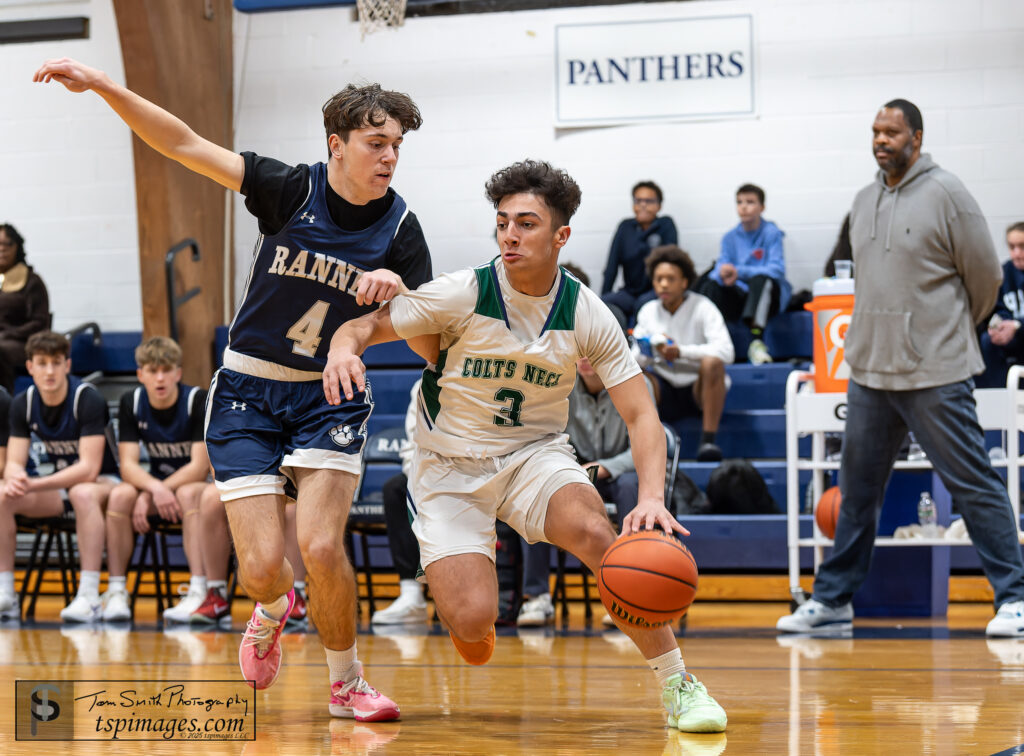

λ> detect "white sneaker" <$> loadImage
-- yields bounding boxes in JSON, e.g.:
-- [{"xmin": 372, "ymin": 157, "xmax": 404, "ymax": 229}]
[
  {"xmin": 61, "ymin": 594, "xmax": 103, "ymax": 623},
  {"xmin": 101, "ymin": 588, "xmax": 131, "ymax": 622},
  {"xmin": 164, "ymin": 585, "xmax": 207, "ymax": 624},
  {"xmin": 371, "ymin": 591, "xmax": 428, "ymax": 625},
  {"xmin": 986, "ymin": 600, "xmax": 1024, "ymax": 637},
  {"xmin": 776, "ymin": 598, "xmax": 853, "ymax": 633},
  {"xmin": 747, "ymin": 338, "xmax": 773, "ymax": 365},
  {"xmin": 517, "ymin": 593, "xmax": 554, "ymax": 627},
  {"xmin": 0, "ymin": 590, "xmax": 19, "ymax": 621}
]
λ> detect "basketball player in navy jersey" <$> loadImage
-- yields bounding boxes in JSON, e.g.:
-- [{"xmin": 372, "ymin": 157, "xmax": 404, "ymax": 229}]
[
  {"xmin": 104, "ymin": 337, "xmax": 211, "ymax": 624},
  {"xmin": 35, "ymin": 58, "xmax": 433, "ymax": 719},
  {"xmin": 0, "ymin": 331, "xmax": 119, "ymax": 623}
]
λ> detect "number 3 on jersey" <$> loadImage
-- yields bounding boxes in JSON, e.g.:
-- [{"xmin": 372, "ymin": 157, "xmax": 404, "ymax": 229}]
[
  {"xmin": 286, "ymin": 300, "xmax": 330, "ymax": 357},
  {"xmin": 493, "ymin": 387, "xmax": 524, "ymax": 427}
]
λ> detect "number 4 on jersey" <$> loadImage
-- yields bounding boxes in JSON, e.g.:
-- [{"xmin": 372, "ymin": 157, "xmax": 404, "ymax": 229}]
[{"xmin": 286, "ymin": 300, "xmax": 330, "ymax": 357}]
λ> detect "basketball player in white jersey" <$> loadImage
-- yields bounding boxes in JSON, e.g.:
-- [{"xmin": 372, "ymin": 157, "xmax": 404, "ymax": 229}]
[{"xmin": 323, "ymin": 160, "xmax": 727, "ymax": 733}]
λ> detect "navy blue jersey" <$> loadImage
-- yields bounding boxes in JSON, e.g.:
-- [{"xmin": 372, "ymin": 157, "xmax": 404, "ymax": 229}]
[
  {"xmin": 996, "ymin": 259, "xmax": 1024, "ymax": 321},
  {"xmin": 227, "ymin": 161, "xmax": 412, "ymax": 376},
  {"xmin": 121, "ymin": 384, "xmax": 203, "ymax": 480},
  {"xmin": 12, "ymin": 377, "xmax": 118, "ymax": 474}
]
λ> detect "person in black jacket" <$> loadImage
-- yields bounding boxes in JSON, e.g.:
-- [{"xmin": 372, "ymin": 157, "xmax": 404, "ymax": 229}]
[
  {"xmin": 0, "ymin": 224, "xmax": 50, "ymax": 393},
  {"xmin": 601, "ymin": 181, "xmax": 677, "ymax": 326}
]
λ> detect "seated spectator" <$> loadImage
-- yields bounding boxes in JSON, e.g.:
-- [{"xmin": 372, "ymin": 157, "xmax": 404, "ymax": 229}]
[
  {"xmin": 104, "ymin": 337, "xmax": 212, "ymax": 623},
  {"xmin": 0, "ymin": 224, "xmax": 50, "ymax": 393},
  {"xmin": 633, "ymin": 245, "xmax": 733, "ymax": 462},
  {"xmin": 700, "ymin": 184, "xmax": 791, "ymax": 364},
  {"xmin": 601, "ymin": 181, "xmax": 678, "ymax": 327},
  {"xmin": 371, "ymin": 379, "xmax": 428, "ymax": 625},
  {"xmin": 979, "ymin": 222, "xmax": 1024, "ymax": 388},
  {"xmin": 518, "ymin": 263, "xmax": 647, "ymax": 627},
  {"xmin": 0, "ymin": 330, "xmax": 118, "ymax": 622}
]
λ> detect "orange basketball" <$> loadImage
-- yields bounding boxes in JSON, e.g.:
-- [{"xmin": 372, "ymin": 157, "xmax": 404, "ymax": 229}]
[
  {"xmin": 597, "ymin": 531, "xmax": 698, "ymax": 629},
  {"xmin": 815, "ymin": 486, "xmax": 841, "ymax": 539}
]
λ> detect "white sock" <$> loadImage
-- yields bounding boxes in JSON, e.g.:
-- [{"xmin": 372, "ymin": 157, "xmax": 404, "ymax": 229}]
[
  {"xmin": 107, "ymin": 576, "xmax": 126, "ymax": 593},
  {"xmin": 78, "ymin": 571, "xmax": 101, "ymax": 599},
  {"xmin": 399, "ymin": 579, "xmax": 422, "ymax": 600},
  {"xmin": 208, "ymin": 580, "xmax": 227, "ymax": 595},
  {"xmin": 189, "ymin": 575, "xmax": 207, "ymax": 594},
  {"xmin": 294, "ymin": 580, "xmax": 306, "ymax": 597},
  {"xmin": 648, "ymin": 648, "xmax": 687, "ymax": 688},
  {"xmin": 325, "ymin": 643, "xmax": 360, "ymax": 685},
  {"xmin": 258, "ymin": 593, "xmax": 290, "ymax": 622},
  {"xmin": 0, "ymin": 571, "xmax": 15, "ymax": 595}
]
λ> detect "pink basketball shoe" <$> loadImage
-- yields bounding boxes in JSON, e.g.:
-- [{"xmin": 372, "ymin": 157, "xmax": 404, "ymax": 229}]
[
  {"xmin": 238, "ymin": 589, "xmax": 296, "ymax": 690},
  {"xmin": 329, "ymin": 664, "xmax": 400, "ymax": 722}
]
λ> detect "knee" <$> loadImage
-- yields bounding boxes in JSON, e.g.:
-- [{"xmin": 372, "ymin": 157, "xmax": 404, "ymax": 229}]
[
  {"xmin": 300, "ymin": 533, "xmax": 345, "ymax": 577},
  {"xmin": 107, "ymin": 485, "xmax": 137, "ymax": 515},
  {"xmin": 575, "ymin": 516, "xmax": 617, "ymax": 562},
  {"xmin": 68, "ymin": 485, "xmax": 102, "ymax": 513},
  {"xmin": 446, "ymin": 600, "xmax": 497, "ymax": 642},
  {"xmin": 699, "ymin": 356, "xmax": 726, "ymax": 382},
  {"xmin": 236, "ymin": 549, "xmax": 285, "ymax": 595}
]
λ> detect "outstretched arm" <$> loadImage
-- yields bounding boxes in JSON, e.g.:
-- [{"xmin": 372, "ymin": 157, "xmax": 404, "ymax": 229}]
[
  {"xmin": 606, "ymin": 373, "xmax": 688, "ymax": 536},
  {"xmin": 34, "ymin": 57, "xmax": 243, "ymax": 192},
  {"xmin": 323, "ymin": 304, "xmax": 402, "ymax": 405}
]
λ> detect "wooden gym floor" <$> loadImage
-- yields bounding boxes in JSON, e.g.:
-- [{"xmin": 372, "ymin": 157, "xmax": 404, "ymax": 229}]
[{"xmin": 2, "ymin": 590, "xmax": 1024, "ymax": 755}]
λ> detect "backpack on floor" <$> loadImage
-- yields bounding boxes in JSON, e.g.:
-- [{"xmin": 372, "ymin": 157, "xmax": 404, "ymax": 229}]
[{"xmin": 705, "ymin": 459, "xmax": 779, "ymax": 514}]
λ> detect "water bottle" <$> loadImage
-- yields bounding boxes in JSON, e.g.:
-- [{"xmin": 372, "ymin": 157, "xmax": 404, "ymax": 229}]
[
  {"xmin": 907, "ymin": 432, "xmax": 926, "ymax": 462},
  {"xmin": 917, "ymin": 492, "xmax": 939, "ymax": 537}
]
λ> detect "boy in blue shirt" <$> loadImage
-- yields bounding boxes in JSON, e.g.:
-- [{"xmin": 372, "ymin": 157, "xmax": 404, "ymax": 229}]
[{"xmin": 702, "ymin": 184, "xmax": 791, "ymax": 364}]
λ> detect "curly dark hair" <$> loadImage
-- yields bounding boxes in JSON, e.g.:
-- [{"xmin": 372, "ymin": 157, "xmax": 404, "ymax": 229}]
[
  {"xmin": 322, "ymin": 83, "xmax": 422, "ymax": 152},
  {"xmin": 645, "ymin": 244, "xmax": 697, "ymax": 285},
  {"xmin": 0, "ymin": 223, "xmax": 26, "ymax": 264},
  {"xmin": 484, "ymin": 160, "xmax": 582, "ymax": 227}
]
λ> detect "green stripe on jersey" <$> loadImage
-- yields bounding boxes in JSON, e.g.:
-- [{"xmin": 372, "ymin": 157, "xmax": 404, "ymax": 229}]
[
  {"xmin": 547, "ymin": 269, "xmax": 581, "ymax": 331},
  {"xmin": 420, "ymin": 349, "xmax": 448, "ymax": 422},
  {"xmin": 474, "ymin": 263, "xmax": 504, "ymax": 320}
]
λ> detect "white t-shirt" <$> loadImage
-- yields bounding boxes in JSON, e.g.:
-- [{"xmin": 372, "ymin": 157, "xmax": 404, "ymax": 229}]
[
  {"xmin": 389, "ymin": 260, "xmax": 639, "ymax": 458},
  {"xmin": 633, "ymin": 292, "xmax": 734, "ymax": 388}
]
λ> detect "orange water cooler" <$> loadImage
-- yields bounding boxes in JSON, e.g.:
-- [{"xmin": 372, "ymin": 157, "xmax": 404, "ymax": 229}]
[{"xmin": 804, "ymin": 278, "xmax": 855, "ymax": 392}]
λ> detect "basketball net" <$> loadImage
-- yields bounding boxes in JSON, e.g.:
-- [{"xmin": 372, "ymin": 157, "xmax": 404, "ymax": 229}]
[{"xmin": 356, "ymin": 0, "xmax": 406, "ymax": 38}]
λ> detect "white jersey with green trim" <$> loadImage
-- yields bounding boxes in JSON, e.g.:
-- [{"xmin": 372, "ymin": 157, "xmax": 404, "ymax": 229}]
[{"xmin": 389, "ymin": 259, "xmax": 640, "ymax": 458}]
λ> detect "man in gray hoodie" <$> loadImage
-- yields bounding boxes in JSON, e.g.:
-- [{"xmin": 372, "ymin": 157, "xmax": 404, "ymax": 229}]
[{"xmin": 777, "ymin": 98, "xmax": 1024, "ymax": 637}]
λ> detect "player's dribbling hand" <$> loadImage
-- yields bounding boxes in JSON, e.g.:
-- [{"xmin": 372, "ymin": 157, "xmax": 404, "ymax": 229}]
[
  {"xmin": 355, "ymin": 270, "xmax": 403, "ymax": 306},
  {"xmin": 32, "ymin": 57, "xmax": 104, "ymax": 93},
  {"xmin": 323, "ymin": 349, "xmax": 367, "ymax": 404},
  {"xmin": 622, "ymin": 496, "xmax": 690, "ymax": 537}
]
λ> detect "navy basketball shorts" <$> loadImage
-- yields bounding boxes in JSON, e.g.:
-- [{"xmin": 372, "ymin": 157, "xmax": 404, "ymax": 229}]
[{"xmin": 205, "ymin": 368, "xmax": 373, "ymax": 502}]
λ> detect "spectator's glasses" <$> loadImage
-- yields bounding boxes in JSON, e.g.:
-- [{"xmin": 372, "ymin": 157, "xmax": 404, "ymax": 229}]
[{"xmin": 633, "ymin": 198, "xmax": 659, "ymax": 206}]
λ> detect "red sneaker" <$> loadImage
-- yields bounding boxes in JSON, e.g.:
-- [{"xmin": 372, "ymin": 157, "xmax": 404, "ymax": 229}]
[
  {"xmin": 190, "ymin": 587, "xmax": 229, "ymax": 626},
  {"xmin": 238, "ymin": 589, "xmax": 296, "ymax": 690},
  {"xmin": 285, "ymin": 588, "xmax": 307, "ymax": 628}
]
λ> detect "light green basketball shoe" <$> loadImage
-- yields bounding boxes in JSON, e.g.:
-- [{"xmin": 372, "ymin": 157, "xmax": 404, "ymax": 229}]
[{"xmin": 661, "ymin": 673, "xmax": 727, "ymax": 733}]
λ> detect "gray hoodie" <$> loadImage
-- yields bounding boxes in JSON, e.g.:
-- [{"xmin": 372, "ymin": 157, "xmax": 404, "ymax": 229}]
[{"xmin": 845, "ymin": 153, "xmax": 1001, "ymax": 391}]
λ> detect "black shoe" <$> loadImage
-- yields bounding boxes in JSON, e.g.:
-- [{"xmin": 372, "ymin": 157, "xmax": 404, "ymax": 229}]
[{"xmin": 696, "ymin": 442, "xmax": 723, "ymax": 462}]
